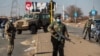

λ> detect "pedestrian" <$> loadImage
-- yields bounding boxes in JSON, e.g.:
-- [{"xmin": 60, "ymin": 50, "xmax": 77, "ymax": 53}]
[
  {"xmin": 48, "ymin": 16, "xmax": 69, "ymax": 56},
  {"xmin": 83, "ymin": 18, "xmax": 93, "ymax": 40},
  {"xmin": 5, "ymin": 19, "xmax": 16, "ymax": 56}
]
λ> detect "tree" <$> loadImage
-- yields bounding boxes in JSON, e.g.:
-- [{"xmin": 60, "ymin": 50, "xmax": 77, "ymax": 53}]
[{"xmin": 65, "ymin": 5, "xmax": 83, "ymax": 18}]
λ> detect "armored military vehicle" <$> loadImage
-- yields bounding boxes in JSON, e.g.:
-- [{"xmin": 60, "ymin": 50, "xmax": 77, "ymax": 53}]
[
  {"xmin": 14, "ymin": 12, "xmax": 50, "ymax": 34},
  {"xmin": 35, "ymin": 13, "xmax": 50, "ymax": 32}
]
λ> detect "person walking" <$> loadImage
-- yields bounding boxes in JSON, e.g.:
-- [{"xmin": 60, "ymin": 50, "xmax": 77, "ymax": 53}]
[{"xmin": 48, "ymin": 16, "xmax": 69, "ymax": 56}]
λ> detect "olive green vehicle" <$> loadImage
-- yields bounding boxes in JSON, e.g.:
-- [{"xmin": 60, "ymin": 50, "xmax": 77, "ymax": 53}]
[{"xmin": 14, "ymin": 12, "xmax": 50, "ymax": 34}]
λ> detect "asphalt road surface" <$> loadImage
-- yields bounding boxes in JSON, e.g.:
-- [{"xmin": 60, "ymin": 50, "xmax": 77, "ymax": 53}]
[
  {"xmin": 67, "ymin": 25, "xmax": 83, "ymax": 37},
  {"xmin": 27, "ymin": 28, "xmax": 100, "ymax": 56},
  {"xmin": 0, "ymin": 25, "xmax": 99, "ymax": 56},
  {"xmin": 0, "ymin": 31, "xmax": 33, "ymax": 56}
]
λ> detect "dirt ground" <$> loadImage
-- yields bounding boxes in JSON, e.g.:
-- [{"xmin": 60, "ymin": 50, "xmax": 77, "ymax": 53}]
[
  {"xmin": 22, "ymin": 32, "xmax": 100, "ymax": 56},
  {"xmin": 63, "ymin": 19, "xmax": 87, "ymax": 28}
]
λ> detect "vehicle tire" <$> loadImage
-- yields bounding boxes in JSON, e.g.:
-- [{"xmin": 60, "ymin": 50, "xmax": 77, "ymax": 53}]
[
  {"xmin": 95, "ymin": 33, "xmax": 98, "ymax": 42},
  {"xmin": 98, "ymin": 34, "xmax": 100, "ymax": 44},
  {"xmin": 43, "ymin": 26, "xmax": 48, "ymax": 33},
  {"xmin": 30, "ymin": 26, "xmax": 37, "ymax": 34},
  {"xmin": 17, "ymin": 30, "xmax": 22, "ymax": 34},
  {"xmin": 95, "ymin": 33, "xmax": 100, "ymax": 43}
]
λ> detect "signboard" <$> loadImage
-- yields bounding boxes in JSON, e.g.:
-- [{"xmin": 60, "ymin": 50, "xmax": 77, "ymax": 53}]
[
  {"xmin": 25, "ymin": 1, "xmax": 32, "ymax": 11},
  {"xmin": 74, "ymin": 12, "xmax": 78, "ymax": 17},
  {"xmin": 31, "ymin": 2, "xmax": 48, "ymax": 12},
  {"xmin": 37, "ymin": 2, "xmax": 47, "ymax": 11},
  {"xmin": 90, "ymin": 9, "xmax": 97, "ymax": 16}
]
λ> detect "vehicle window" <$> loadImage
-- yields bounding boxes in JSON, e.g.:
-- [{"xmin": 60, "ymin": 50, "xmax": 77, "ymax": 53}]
[
  {"xmin": 33, "ymin": 14, "xmax": 39, "ymax": 19},
  {"xmin": 23, "ymin": 14, "xmax": 33, "ymax": 19},
  {"xmin": 42, "ymin": 14, "xmax": 50, "ymax": 19},
  {"xmin": 94, "ymin": 20, "xmax": 100, "ymax": 25}
]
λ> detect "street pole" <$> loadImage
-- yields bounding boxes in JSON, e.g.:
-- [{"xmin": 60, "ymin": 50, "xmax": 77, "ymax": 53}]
[
  {"xmin": 92, "ymin": 0, "xmax": 95, "ymax": 20},
  {"xmin": 92, "ymin": 0, "xmax": 94, "ymax": 9},
  {"xmin": 75, "ymin": 0, "xmax": 77, "ymax": 23},
  {"xmin": 62, "ymin": 5, "xmax": 65, "ymax": 20},
  {"xmin": 50, "ymin": 0, "xmax": 53, "ymax": 23}
]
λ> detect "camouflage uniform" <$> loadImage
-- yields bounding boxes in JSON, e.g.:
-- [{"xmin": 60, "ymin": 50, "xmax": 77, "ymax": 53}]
[
  {"xmin": 83, "ymin": 19, "xmax": 93, "ymax": 40},
  {"xmin": 48, "ymin": 19, "xmax": 69, "ymax": 56},
  {"xmin": 5, "ymin": 20, "xmax": 16, "ymax": 56}
]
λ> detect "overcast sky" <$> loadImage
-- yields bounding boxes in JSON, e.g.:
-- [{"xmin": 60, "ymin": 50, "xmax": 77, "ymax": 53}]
[{"xmin": 0, "ymin": 0, "xmax": 100, "ymax": 16}]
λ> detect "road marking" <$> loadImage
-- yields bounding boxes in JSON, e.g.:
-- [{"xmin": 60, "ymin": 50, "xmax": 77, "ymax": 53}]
[
  {"xmin": 24, "ymin": 47, "xmax": 36, "ymax": 52},
  {"xmin": 21, "ymin": 40, "xmax": 31, "ymax": 46}
]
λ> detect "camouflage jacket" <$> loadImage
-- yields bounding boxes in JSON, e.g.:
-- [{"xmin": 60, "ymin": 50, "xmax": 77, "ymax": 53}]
[
  {"xmin": 5, "ymin": 21, "xmax": 16, "ymax": 39},
  {"xmin": 48, "ymin": 21, "xmax": 69, "ymax": 41},
  {"xmin": 83, "ymin": 20, "xmax": 93, "ymax": 33}
]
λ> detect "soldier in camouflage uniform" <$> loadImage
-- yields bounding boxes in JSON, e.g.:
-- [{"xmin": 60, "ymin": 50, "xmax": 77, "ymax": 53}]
[
  {"xmin": 5, "ymin": 19, "xmax": 16, "ymax": 56},
  {"xmin": 83, "ymin": 19, "xmax": 93, "ymax": 40},
  {"xmin": 48, "ymin": 17, "xmax": 69, "ymax": 56}
]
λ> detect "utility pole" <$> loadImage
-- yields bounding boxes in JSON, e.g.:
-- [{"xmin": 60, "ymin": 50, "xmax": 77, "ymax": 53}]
[
  {"xmin": 74, "ymin": 0, "xmax": 77, "ymax": 23},
  {"xmin": 50, "ymin": 0, "xmax": 53, "ymax": 23},
  {"xmin": 92, "ymin": 0, "xmax": 94, "ymax": 9},
  {"xmin": 10, "ymin": 0, "xmax": 19, "ymax": 21},
  {"xmin": 62, "ymin": 5, "xmax": 65, "ymax": 20},
  {"xmin": 92, "ymin": 0, "xmax": 95, "ymax": 20}
]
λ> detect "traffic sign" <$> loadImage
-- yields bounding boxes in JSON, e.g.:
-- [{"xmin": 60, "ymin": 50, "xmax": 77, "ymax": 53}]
[
  {"xmin": 90, "ymin": 9, "xmax": 97, "ymax": 16},
  {"xmin": 74, "ymin": 12, "xmax": 78, "ymax": 17}
]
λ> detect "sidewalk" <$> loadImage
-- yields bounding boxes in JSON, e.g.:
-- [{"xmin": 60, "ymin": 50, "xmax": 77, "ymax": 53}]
[{"xmin": 35, "ymin": 33, "xmax": 52, "ymax": 56}]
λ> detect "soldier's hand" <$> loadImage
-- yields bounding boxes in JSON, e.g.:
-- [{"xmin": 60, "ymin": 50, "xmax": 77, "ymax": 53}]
[
  {"xmin": 68, "ymin": 38, "xmax": 71, "ymax": 41},
  {"xmin": 67, "ymin": 34, "xmax": 69, "ymax": 37},
  {"xmin": 8, "ymin": 33, "xmax": 11, "ymax": 36}
]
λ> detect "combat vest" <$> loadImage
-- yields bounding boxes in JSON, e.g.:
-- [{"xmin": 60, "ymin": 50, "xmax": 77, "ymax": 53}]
[
  {"xmin": 86, "ymin": 21, "xmax": 92, "ymax": 28},
  {"xmin": 7, "ymin": 22, "xmax": 16, "ymax": 33},
  {"xmin": 52, "ymin": 22, "xmax": 65, "ymax": 41}
]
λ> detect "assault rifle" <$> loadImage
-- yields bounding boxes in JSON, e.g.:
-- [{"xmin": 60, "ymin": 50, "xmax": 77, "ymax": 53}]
[{"xmin": 56, "ymin": 32, "xmax": 75, "ymax": 44}]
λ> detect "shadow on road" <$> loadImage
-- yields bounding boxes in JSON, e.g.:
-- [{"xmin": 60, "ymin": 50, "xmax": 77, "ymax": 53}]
[{"xmin": 36, "ymin": 51, "xmax": 52, "ymax": 54}]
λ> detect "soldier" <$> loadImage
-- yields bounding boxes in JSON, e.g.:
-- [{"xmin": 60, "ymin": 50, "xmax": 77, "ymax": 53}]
[
  {"xmin": 5, "ymin": 19, "xmax": 16, "ymax": 56},
  {"xmin": 83, "ymin": 18, "xmax": 93, "ymax": 40},
  {"xmin": 48, "ymin": 16, "xmax": 69, "ymax": 56}
]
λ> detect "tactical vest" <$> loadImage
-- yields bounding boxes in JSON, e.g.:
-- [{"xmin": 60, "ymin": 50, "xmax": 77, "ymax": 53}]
[
  {"xmin": 52, "ymin": 22, "xmax": 65, "ymax": 41},
  {"xmin": 86, "ymin": 21, "xmax": 92, "ymax": 28},
  {"xmin": 7, "ymin": 22, "xmax": 15, "ymax": 33}
]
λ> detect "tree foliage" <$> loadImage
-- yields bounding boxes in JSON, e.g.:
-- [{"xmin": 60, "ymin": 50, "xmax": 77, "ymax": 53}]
[{"xmin": 65, "ymin": 5, "xmax": 83, "ymax": 18}]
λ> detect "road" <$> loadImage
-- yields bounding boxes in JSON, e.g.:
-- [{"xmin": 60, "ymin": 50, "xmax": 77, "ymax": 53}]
[
  {"xmin": 28, "ymin": 29, "xmax": 100, "ymax": 56},
  {"xmin": 0, "ymin": 31, "xmax": 33, "ymax": 56},
  {"xmin": 0, "ymin": 25, "xmax": 100, "ymax": 56},
  {"xmin": 67, "ymin": 25, "xmax": 83, "ymax": 37}
]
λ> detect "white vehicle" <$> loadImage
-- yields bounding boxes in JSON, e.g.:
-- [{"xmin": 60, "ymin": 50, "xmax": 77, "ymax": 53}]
[{"xmin": 91, "ymin": 19, "xmax": 100, "ymax": 43}]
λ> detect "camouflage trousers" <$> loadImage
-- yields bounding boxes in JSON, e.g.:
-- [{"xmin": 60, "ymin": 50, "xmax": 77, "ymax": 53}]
[
  {"xmin": 83, "ymin": 28, "xmax": 91, "ymax": 40},
  {"xmin": 7, "ymin": 38, "xmax": 14, "ymax": 56}
]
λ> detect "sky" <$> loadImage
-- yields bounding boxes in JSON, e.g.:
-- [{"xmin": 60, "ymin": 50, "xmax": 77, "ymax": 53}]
[{"xmin": 0, "ymin": 0, "xmax": 100, "ymax": 16}]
